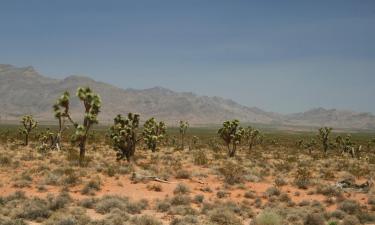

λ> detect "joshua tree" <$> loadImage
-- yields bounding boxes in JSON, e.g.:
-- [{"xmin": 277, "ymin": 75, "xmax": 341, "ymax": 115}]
[
  {"xmin": 244, "ymin": 126, "xmax": 260, "ymax": 151},
  {"xmin": 179, "ymin": 120, "xmax": 189, "ymax": 149},
  {"xmin": 143, "ymin": 118, "xmax": 166, "ymax": 152},
  {"xmin": 336, "ymin": 134, "xmax": 358, "ymax": 158},
  {"xmin": 318, "ymin": 127, "xmax": 332, "ymax": 155},
  {"xmin": 304, "ymin": 138, "xmax": 317, "ymax": 155},
  {"xmin": 218, "ymin": 119, "xmax": 244, "ymax": 157},
  {"xmin": 19, "ymin": 115, "xmax": 38, "ymax": 146},
  {"xmin": 55, "ymin": 87, "xmax": 101, "ymax": 165},
  {"xmin": 51, "ymin": 91, "xmax": 71, "ymax": 150},
  {"xmin": 109, "ymin": 113, "xmax": 140, "ymax": 162}
]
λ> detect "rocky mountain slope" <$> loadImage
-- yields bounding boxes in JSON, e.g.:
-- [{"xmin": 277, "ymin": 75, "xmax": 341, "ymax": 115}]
[{"xmin": 0, "ymin": 64, "xmax": 374, "ymax": 129}]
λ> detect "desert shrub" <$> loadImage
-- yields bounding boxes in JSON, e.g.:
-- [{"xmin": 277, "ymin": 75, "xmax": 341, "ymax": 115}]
[
  {"xmin": 209, "ymin": 208, "xmax": 242, "ymax": 225},
  {"xmin": 146, "ymin": 184, "xmax": 162, "ymax": 192},
  {"xmin": 42, "ymin": 207, "xmax": 91, "ymax": 225},
  {"xmin": 92, "ymin": 208, "xmax": 130, "ymax": 225},
  {"xmin": 95, "ymin": 195, "xmax": 129, "ymax": 214},
  {"xmin": 316, "ymin": 185, "xmax": 342, "ymax": 197},
  {"xmin": 219, "ymin": 160, "xmax": 244, "ymax": 185},
  {"xmin": 174, "ymin": 183, "xmax": 190, "ymax": 195},
  {"xmin": 126, "ymin": 199, "xmax": 148, "ymax": 214},
  {"xmin": 129, "ymin": 215, "xmax": 162, "ymax": 225},
  {"xmin": 254, "ymin": 210, "xmax": 282, "ymax": 225},
  {"xmin": 304, "ymin": 213, "xmax": 325, "ymax": 225},
  {"xmin": 329, "ymin": 210, "xmax": 346, "ymax": 220},
  {"xmin": 193, "ymin": 194, "xmax": 204, "ymax": 204},
  {"xmin": 156, "ymin": 200, "xmax": 171, "ymax": 212},
  {"xmin": 338, "ymin": 200, "xmax": 361, "ymax": 215},
  {"xmin": 47, "ymin": 192, "xmax": 71, "ymax": 211},
  {"xmin": 175, "ymin": 169, "xmax": 191, "ymax": 179},
  {"xmin": 14, "ymin": 197, "xmax": 50, "ymax": 220},
  {"xmin": 341, "ymin": 215, "xmax": 360, "ymax": 225},
  {"xmin": 193, "ymin": 150, "xmax": 208, "ymax": 165},
  {"xmin": 169, "ymin": 205, "xmax": 197, "ymax": 216},
  {"xmin": 81, "ymin": 178, "xmax": 101, "ymax": 195},
  {"xmin": 217, "ymin": 190, "xmax": 230, "ymax": 198},
  {"xmin": 0, "ymin": 218, "xmax": 27, "ymax": 225},
  {"xmin": 171, "ymin": 195, "xmax": 191, "ymax": 206},
  {"xmin": 79, "ymin": 198, "xmax": 97, "ymax": 209},
  {"xmin": 170, "ymin": 215, "xmax": 198, "ymax": 225},
  {"xmin": 274, "ymin": 177, "xmax": 287, "ymax": 187},
  {"xmin": 265, "ymin": 187, "xmax": 280, "ymax": 197},
  {"xmin": 0, "ymin": 155, "xmax": 11, "ymax": 166}
]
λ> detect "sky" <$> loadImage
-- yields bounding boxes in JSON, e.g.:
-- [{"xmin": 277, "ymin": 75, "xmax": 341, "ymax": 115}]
[{"xmin": 0, "ymin": 0, "xmax": 374, "ymax": 114}]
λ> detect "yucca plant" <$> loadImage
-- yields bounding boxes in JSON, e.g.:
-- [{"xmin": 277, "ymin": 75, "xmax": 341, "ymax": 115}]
[
  {"xmin": 19, "ymin": 115, "xmax": 38, "ymax": 146},
  {"xmin": 218, "ymin": 119, "xmax": 244, "ymax": 157},
  {"xmin": 179, "ymin": 120, "xmax": 189, "ymax": 149},
  {"xmin": 109, "ymin": 113, "xmax": 140, "ymax": 162},
  {"xmin": 143, "ymin": 117, "xmax": 166, "ymax": 152},
  {"xmin": 318, "ymin": 127, "xmax": 332, "ymax": 155},
  {"xmin": 244, "ymin": 126, "xmax": 260, "ymax": 151}
]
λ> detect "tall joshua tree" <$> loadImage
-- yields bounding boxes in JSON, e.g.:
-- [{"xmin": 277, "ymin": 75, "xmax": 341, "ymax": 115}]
[
  {"xmin": 218, "ymin": 119, "xmax": 244, "ymax": 157},
  {"xmin": 19, "ymin": 115, "xmax": 38, "ymax": 146},
  {"xmin": 143, "ymin": 118, "xmax": 166, "ymax": 152},
  {"xmin": 55, "ymin": 87, "xmax": 101, "ymax": 165},
  {"xmin": 179, "ymin": 120, "xmax": 189, "ymax": 149},
  {"xmin": 318, "ymin": 127, "xmax": 332, "ymax": 155},
  {"xmin": 109, "ymin": 113, "xmax": 140, "ymax": 162}
]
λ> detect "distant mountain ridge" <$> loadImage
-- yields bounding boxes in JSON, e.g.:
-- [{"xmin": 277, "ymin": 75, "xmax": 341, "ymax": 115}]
[{"xmin": 0, "ymin": 64, "xmax": 374, "ymax": 130}]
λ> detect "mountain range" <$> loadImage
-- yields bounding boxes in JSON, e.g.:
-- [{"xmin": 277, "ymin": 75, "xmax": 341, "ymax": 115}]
[{"xmin": 0, "ymin": 64, "xmax": 374, "ymax": 130}]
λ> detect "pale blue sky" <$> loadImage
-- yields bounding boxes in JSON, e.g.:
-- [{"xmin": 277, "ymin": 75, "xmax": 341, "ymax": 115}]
[{"xmin": 0, "ymin": 0, "xmax": 374, "ymax": 113}]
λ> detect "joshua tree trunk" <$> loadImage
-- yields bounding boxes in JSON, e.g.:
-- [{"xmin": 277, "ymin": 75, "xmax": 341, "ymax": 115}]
[
  {"xmin": 79, "ymin": 137, "xmax": 86, "ymax": 166},
  {"xmin": 24, "ymin": 134, "xmax": 29, "ymax": 146},
  {"xmin": 228, "ymin": 144, "xmax": 236, "ymax": 157}
]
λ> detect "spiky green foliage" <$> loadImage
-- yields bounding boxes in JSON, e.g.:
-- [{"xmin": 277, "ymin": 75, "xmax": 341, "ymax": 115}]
[
  {"xmin": 143, "ymin": 118, "xmax": 166, "ymax": 152},
  {"xmin": 19, "ymin": 115, "xmax": 38, "ymax": 146},
  {"xmin": 109, "ymin": 113, "xmax": 140, "ymax": 161},
  {"xmin": 318, "ymin": 127, "xmax": 332, "ymax": 155},
  {"xmin": 244, "ymin": 126, "xmax": 260, "ymax": 151},
  {"xmin": 218, "ymin": 119, "xmax": 244, "ymax": 157},
  {"xmin": 179, "ymin": 120, "xmax": 189, "ymax": 149}
]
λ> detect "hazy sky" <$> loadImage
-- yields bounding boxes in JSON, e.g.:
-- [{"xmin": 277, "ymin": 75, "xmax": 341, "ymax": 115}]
[{"xmin": 1, "ymin": 0, "xmax": 374, "ymax": 114}]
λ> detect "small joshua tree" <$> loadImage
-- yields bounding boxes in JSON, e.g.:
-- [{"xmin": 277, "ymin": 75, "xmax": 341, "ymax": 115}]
[
  {"xmin": 109, "ymin": 113, "xmax": 140, "ymax": 162},
  {"xmin": 318, "ymin": 127, "xmax": 332, "ymax": 155},
  {"xmin": 179, "ymin": 120, "xmax": 189, "ymax": 149},
  {"xmin": 244, "ymin": 126, "xmax": 260, "ymax": 151},
  {"xmin": 218, "ymin": 119, "xmax": 244, "ymax": 157},
  {"xmin": 143, "ymin": 118, "xmax": 166, "ymax": 152},
  {"xmin": 336, "ymin": 134, "xmax": 358, "ymax": 158},
  {"xmin": 19, "ymin": 115, "xmax": 38, "ymax": 146},
  {"xmin": 304, "ymin": 138, "xmax": 317, "ymax": 155}
]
